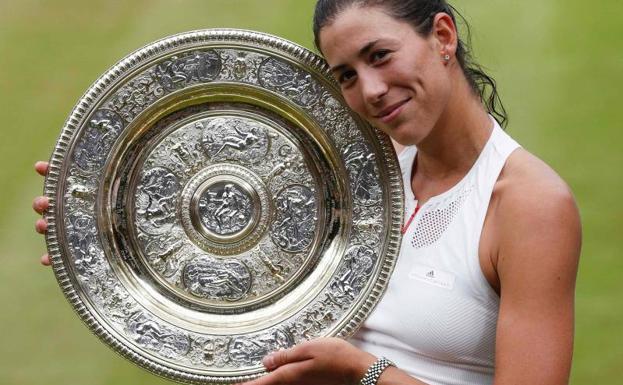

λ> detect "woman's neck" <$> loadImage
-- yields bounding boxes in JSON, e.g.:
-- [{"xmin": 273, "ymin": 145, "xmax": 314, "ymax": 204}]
[{"xmin": 411, "ymin": 85, "xmax": 493, "ymax": 202}]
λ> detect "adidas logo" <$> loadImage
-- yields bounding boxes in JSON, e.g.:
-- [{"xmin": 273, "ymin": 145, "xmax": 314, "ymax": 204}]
[{"xmin": 426, "ymin": 270, "xmax": 435, "ymax": 278}]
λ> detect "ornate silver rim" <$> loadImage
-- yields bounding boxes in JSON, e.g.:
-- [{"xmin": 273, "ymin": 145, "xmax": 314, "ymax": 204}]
[{"xmin": 44, "ymin": 29, "xmax": 404, "ymax": 385}]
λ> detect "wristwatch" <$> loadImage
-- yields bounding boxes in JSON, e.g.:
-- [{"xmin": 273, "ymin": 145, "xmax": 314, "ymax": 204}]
[{"xmin": 359, "ymin": 357, "xmax": 396, "ymax": 385}]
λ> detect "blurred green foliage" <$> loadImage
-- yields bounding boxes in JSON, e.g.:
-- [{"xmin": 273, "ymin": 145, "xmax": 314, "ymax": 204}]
[{"xmin": 1, "ymin": 0, "xmax": 621, "ymax": 384}]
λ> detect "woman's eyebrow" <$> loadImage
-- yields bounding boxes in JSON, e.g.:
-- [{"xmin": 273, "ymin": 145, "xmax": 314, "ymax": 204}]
[
  {"xmin": 358, "ymin": 39, "xmax": 380, "ymax": 57},
  {"xmin": 329, "ymin": 39, "xmax": 381, "ymax": 74}
]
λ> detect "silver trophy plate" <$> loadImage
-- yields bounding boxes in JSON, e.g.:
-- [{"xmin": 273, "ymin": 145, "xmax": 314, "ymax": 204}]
[{"xmin": 44, "ymin": 29, "xmax": 403, "ymax": 384}]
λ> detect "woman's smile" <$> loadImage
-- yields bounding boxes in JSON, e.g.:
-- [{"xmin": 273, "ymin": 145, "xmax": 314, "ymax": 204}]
[{"xmin": 374, "ymin": 97, "xmax": 412, "ymax": 124}]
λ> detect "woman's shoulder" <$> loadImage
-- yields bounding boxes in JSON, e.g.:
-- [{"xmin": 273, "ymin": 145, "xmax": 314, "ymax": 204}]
[
  {"xmin": 490, "ymin": 147, "xmax": 581, "ymax": 274},
  {"xmin": 496, "ymin": 147, "xmax": 577, "ymax": 214}
]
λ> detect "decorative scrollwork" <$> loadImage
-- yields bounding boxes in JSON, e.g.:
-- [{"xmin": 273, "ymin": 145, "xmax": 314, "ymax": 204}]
[
  {"xmin": 66, "ymin": 210, "xmax": 100, "ymax": 276},
  {"xmin": 109, "ymin": 71, "xmax": 165, "ymax": 122}
]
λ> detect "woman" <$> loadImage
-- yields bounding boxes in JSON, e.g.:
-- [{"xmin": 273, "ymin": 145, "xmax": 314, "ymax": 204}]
[{"xmin": 32, "ymin": 1, "xmax": 581, "ymax": 384}]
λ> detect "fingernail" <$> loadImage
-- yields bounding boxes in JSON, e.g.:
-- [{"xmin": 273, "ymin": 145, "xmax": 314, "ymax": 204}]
[{"xmin": 263, "ymin": 354, "xmax": 275, "ymax": 369}]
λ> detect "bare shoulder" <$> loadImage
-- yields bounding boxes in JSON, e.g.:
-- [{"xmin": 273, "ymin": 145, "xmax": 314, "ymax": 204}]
[
  {"xmin": 491, "ymin": 147, "xmax": 581, "ymax": 282},
  {"xmin": 495, "ymin": 148, "xmax": 579, "ymax": 227}
]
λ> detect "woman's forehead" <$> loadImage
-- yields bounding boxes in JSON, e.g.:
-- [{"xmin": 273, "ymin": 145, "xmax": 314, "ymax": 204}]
[{"xmin": 319, "ymin": 7, "xmax": 413, "ymax": 61}]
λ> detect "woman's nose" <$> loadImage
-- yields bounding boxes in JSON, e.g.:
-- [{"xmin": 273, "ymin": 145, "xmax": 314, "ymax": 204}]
[{"xmin": 360, "ymin": 71, "xmax": 388, "ymax": 105}]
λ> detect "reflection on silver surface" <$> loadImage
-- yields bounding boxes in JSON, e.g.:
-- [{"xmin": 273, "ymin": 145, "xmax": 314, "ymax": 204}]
[{"xmin": 44, "ymin": 29, "xmax": 403, "ymax": 385}]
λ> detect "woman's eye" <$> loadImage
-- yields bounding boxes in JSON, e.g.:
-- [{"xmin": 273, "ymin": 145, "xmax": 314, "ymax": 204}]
[
  {"xmin": 338, "ymin": 70, "xmax": 357, "ymax": 84},
  {"xmin": 371, "ymin": 50, "xmax": 390, "ymax": 63}
]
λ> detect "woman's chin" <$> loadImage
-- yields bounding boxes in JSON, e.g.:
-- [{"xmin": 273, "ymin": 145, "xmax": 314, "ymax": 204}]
[{"xmin": 379, "ymin": 124, "xmax": 423, "ymax": 147}]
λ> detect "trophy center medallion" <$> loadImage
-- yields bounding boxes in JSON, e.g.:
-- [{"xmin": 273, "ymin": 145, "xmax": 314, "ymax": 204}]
[
  {"xmin": 193, "ymin": 178, "xmax": 258, "ymax": 242},
  {"xmin": 179, "ymin": 162, "xmax": 271, "ymax": 257}
]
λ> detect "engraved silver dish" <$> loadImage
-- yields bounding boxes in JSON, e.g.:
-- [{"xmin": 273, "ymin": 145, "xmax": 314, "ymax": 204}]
[{"xmin": 44, "ymin": 29, "xmax": 403, "ymax": 384}]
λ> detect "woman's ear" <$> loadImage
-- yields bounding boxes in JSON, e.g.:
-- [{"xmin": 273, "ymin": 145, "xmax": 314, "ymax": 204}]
[{"xmin": 431, "ymin": 12, "xmax": 458, "ymax": 58}]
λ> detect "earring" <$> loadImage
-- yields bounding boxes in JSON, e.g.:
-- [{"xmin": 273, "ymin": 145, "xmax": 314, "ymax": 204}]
[{"xmin": 442, "ymin": 53, "xmax": 450, "ymax": 62}]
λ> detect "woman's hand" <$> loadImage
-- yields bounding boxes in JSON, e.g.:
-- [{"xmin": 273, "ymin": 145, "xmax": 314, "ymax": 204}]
[
  {"xmin": 239, "ymin": 338, "xmax": 376, "ymax": 385},
  {"xmin": 32, "ymin": 161, "xmax": 51, "ymax": 266}
]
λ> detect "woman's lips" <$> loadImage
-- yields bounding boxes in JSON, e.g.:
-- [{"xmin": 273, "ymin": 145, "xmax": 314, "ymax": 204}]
[{"xmin": 376, "ymin": 98, "xmax": 410, "ymax": 124}]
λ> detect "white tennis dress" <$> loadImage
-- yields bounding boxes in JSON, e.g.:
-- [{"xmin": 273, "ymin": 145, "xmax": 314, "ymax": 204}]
[{"xmin": 350, "ymin": 120, "xmax": 520, "ymax": 385}]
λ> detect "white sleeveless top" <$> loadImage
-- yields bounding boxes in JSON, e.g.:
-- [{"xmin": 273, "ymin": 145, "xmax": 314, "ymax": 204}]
[{"xmin": 350, "ymin": 121, "xmax": 520, "ymax": 385}]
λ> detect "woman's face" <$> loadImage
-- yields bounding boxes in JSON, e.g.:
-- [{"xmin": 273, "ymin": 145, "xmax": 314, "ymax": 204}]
[{"xmin": 319, "ymin": 6, "xmax": 453, "ymax": 145}]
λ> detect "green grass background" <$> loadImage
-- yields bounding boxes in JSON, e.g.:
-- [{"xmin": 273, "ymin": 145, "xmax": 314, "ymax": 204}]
[{"xmin": 1, "ymin": 0, "xmax": 621, "ymax": 384}]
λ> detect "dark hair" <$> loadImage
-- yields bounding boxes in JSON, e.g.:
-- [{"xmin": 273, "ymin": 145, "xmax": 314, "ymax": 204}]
[{"xmin": 313, "ymin": 0, "xmax": 508, "ymax": 128}]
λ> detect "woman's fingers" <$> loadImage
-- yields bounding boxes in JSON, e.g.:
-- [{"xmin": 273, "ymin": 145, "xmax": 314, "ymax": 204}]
[
  {"xmin": 35, "ymin": 161, "xmax": 51, "ymax": 267},
  {"xmin": 35, "ymin": 218, "xmax": 48, "ymax": 234},
  {"xmin": 35, "ymin": 161, "xmax": 49, "ymax": 176},
  {"xmin": 32, "ymin": 196, "xmax": 49, "ymax": 215},
  {"xmin": 263, "ymin": 345, "xmax": 310, "ymax": 371},
  {"xmin": 40, "ymin": 254, "xmax": 51, "ymax": 266}
]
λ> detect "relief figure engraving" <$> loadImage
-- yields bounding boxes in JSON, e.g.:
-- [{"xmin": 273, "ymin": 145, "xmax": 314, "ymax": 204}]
[
  {"xmin": 297, "ymin": 303, "xmax": 336, "ymax": 339},
  {"xmin": 74, "ymin": 109, "xmax": 124, "ymax": 172},
  {"xmin": 109, "ymin": 72, "xmax": 164, "ymax": 122},
  {"xmin": 331, "ymin": 245, "xmax": 376, "ymax": 302},
  {"xmin": 66, "ymin": 211, "xmax": 100, "ymax": 275},
  {"xmin": 228, "ymin": 329, "xmax": 293, "ymax": 366},
  {"xmin": 169, "ymin": 139, "xmax": 202, "ymax": 173},
  {"xmin": 140, "ymin": 230, "xmax": 184, "ymax": 278},
  {"xmin": 182, "ymin": 257, "xmax": 252, "ymax": 301},
  {"xmin": 342, "ymin": 142, "xmax": 383, "ymax": 206},
  {"xmin": 202, "ymin": 117, "xmax": 269, "ymax": 163},
  {"xmin": 127, "ymin": 312, "xmax": 190, "ymax": 359},
  {"xmin": 135, "ymin": 167, "xmax": 180, "ymax": 234},
  {"xmin": 270, "ymin": 185, "xmax": 317, "ymax": 252},
  {"xmin": 155, "ymin": 50, "xmax": 222, "ymax": 91},
  {"xmin": 198, "ymin": 182, "xmax": 253, "ymax": 236},
  {"xmin": 266, "ymin": 144, "xmax": 306, "ymax": 187},
  {"xmin": 258, "ymin": 58, "xmax": 321, "ymax": 107}
]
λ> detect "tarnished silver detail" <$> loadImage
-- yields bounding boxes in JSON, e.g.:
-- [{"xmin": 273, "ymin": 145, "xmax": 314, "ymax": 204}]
[{"xmin": 44, "ymin": 30, "xmax": 403, "ymax": 385}]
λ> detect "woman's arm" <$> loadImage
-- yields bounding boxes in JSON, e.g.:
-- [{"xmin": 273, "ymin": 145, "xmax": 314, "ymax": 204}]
[
  {"xmin": 490, "ymin": 151, "xmax": 581, "ymax": 385},
  {"xmin": 239, "ymin": 338, "xmax": 428, "ymax": 385}
]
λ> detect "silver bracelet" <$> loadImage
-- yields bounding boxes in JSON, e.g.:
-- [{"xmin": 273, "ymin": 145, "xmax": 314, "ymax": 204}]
[{"xmin": 359, "ymin": 357, "xmax": 395, "ymax": 385}]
